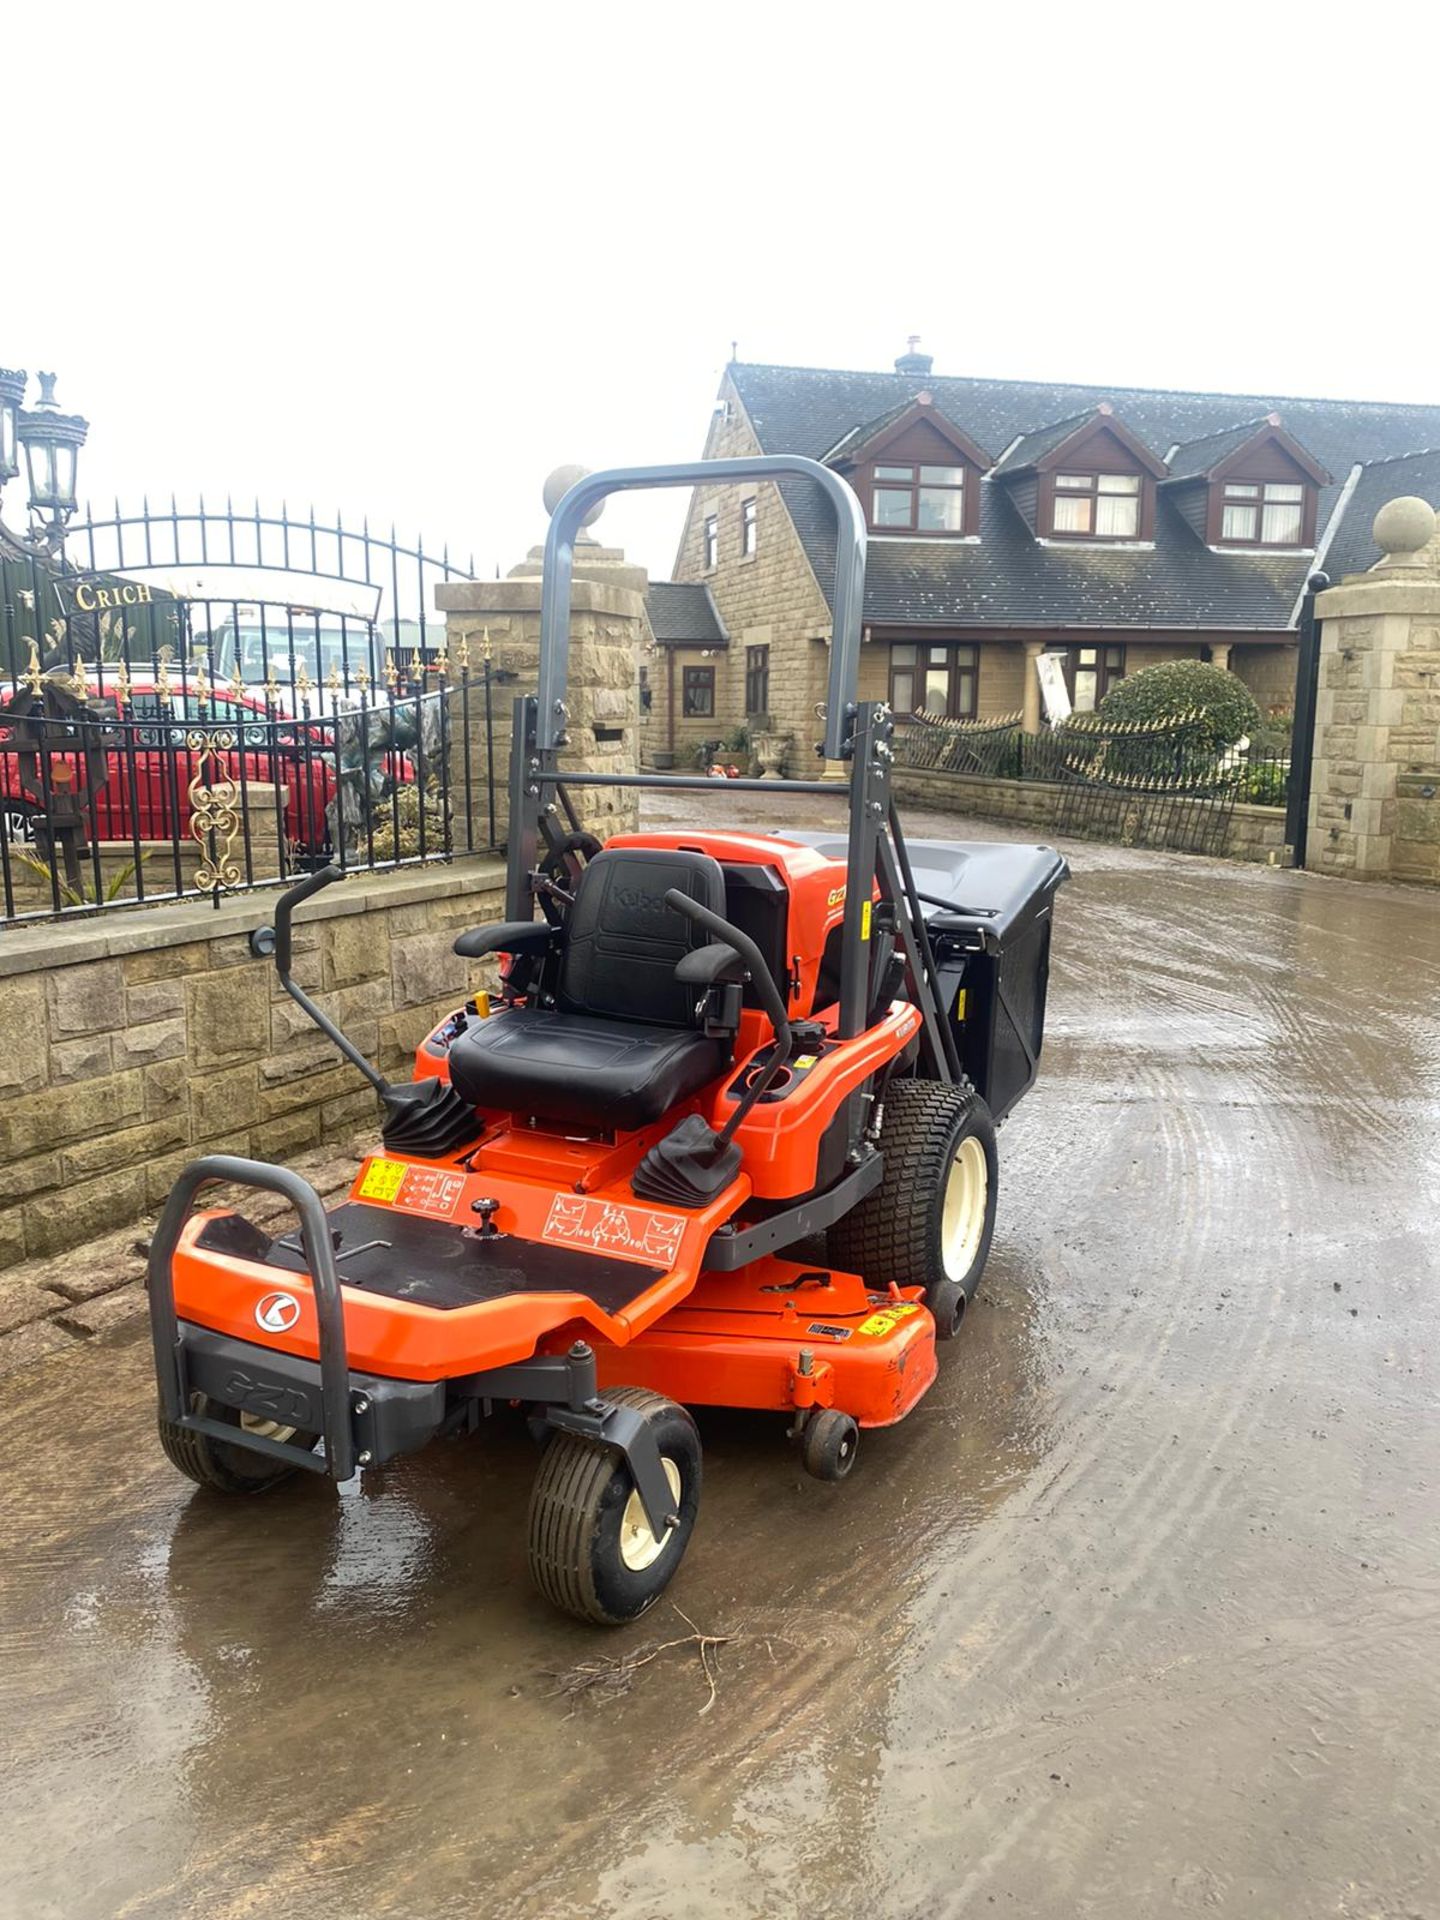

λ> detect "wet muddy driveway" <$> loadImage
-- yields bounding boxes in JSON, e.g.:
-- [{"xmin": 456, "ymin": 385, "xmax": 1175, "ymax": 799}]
[{"xmin": 3, "ymin": 799, "xmax": 1438, "ymax": 1919}]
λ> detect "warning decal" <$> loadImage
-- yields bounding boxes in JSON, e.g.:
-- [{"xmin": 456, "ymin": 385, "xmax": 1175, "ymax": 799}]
[
  {"xmin": 542, "ymin": 1195, "xmax": 686, "ymax": 1269},
  {"xmin": 358, "ymin": 1158, "xmax": 465, "ymax": 1219},
  {"xmin": 858, "ymin": 1301, "xmax": 920, "ymax": 1338}
]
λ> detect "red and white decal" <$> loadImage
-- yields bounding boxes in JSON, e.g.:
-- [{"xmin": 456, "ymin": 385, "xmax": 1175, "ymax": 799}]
[{"xmin": 542, "ymin": 1196, "xmax": 686, "ymax": 1268}]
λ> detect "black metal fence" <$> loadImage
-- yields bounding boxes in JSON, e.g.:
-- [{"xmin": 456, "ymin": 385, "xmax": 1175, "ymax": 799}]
[
  {"xmin": 0, "ymin": 501, "xmax": 505, "ymax": 923},
  {"xmin": 897, "ymin": 707, "xmax": 1293, "ymax": 858}
]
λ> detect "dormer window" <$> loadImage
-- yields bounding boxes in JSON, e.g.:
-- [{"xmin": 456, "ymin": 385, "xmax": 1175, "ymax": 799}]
[
  {"xmin": 823, "ymin": 396, "xmax": 991, "ymax": 538},
  {"xmin": 1220, "ymin": 480, "xmax": 1304, "ymax": 546},
  {"xmin": 1053, "ymin": 472, "xmax": 1141, "ymax": 538},
  {"xmin": 871, "ymin": 463, "xmax": 967, "ymax": 533}
]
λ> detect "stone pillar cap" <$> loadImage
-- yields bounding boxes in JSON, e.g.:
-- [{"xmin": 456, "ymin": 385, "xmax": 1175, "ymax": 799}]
[{"xmin": 1372, "ymin": 495, "xmax": 1437, "ymax": 568}]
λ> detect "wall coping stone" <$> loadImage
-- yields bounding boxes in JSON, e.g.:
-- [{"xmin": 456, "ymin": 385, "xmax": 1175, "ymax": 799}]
[
  {"xmin": 0, "ymin": 855, "xmax": 505, "ymax": 982},
  {"xmin": 435, "ymin": 578, "xmax": 644, "ymax": 618}
]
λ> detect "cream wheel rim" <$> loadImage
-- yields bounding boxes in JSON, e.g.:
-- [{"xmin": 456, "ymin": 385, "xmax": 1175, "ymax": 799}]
[
  {"xmin": 239, "ymin": 1412, "xmax": 298, "ymax": 1445},
  {"xmin": 941, "ymin": 1134, "xmax": 989, "ymax": 1281},
  {"xmin": 619, "ymin": 1458, "xmax": 682, "ymax": 1572}
]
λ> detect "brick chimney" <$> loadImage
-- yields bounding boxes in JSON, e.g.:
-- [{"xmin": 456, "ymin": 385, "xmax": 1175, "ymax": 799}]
[{"xmin": 894, "ymin": 334, "xmax": 934, "ymax": 376}]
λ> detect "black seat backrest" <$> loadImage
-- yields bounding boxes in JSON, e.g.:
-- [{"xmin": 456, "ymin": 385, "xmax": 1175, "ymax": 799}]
[{"xmin": 556, "ymin": 847, "xmax": 726, "ymax": 1029}]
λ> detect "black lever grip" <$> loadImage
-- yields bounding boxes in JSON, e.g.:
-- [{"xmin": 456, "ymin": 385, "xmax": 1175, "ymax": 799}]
[
  {"xmin": 664, "ymin": 888, "xmax": 792, "ymax": 1059},
  {"xmin": 271, "ymin": 863, "xmax": 345, "ymax": 976}
]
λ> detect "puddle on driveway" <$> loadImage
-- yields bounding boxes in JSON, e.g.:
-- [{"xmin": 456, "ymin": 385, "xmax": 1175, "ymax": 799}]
[{"xmin": 2, "ymin": 812, "xmax": 1437, "ymax": 1919}]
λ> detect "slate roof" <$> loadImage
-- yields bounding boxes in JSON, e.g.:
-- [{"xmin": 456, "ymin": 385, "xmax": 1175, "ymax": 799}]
[
  {"xmin": 990, "ymin": 410, "xmax": 1096, "ymax": 476},
  {"xmin": 1161, "ymin": 418, "xmax": 1273, "ymax": 482},
  {"xmin": 1318, "ymin": 446, "xmax": 1440, "ymax": 583},
  {"xmin": 727, "ymin": 361, "xmax": 1440, "ymax": 633},
  {"xmin": 645, "ymin": 581, "xmax": 729, "ymax": 646}
]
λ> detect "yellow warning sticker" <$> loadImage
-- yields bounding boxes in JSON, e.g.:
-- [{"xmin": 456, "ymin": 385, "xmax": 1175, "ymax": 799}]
[
  {"xmin": 860, "ymin": 900, "xmax": 872, "ymax": 941},
  {"xmin": 358, "ymin": 1157, "xmax": 407, "ymax": 1203},
  {"xmin": 858, "ymin": 1301, "xmax": 920, "ymax": 1337},
  {"xmin": 955, "ymin": 988, "xmax": 967, "ymax": 1020},
  {"xmin": 794, "ymin": 1054, "xmax": 818, "ymax": 1070}
]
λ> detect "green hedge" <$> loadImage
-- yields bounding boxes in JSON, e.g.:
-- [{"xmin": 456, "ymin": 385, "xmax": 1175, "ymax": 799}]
[{"xmin": 1099, "ymin": 660, "xmax": 1261, "ymax": 752}]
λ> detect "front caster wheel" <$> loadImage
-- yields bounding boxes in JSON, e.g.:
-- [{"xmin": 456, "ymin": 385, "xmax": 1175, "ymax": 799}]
[
  {"xmin": 801, "ymin": 1408, "xmax": 860, "ymax": 1482},
  {"xmin": 157, "ymin": 1392, "xmax": 317, "ymax": 1494},
  {"xmin": 928, "ymin": 1277, "xmax": 967, "ymax": 1342},
  {"xmin": 527, "ymin": 1387, "xmax": 701, "ymax": 1625}
]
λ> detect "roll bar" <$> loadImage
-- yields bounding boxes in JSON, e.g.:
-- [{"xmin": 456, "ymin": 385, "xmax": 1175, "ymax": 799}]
[{"xmin": 540, "ymin": 457, "xmax": 867, "ymax": 760}]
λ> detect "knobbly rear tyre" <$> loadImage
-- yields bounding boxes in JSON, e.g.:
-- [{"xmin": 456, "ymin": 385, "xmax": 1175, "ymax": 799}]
[
  {"xmin": 157, "ymin": 1392, "xmax": 316, "ymax": 1494},
  {"xmin": 829, "ymin": 1078, "xmax": 998, "ymax": 1316},
  {"xmin": 527, "ymin": 1387, "xmax": 701, "ymax": 1626}
]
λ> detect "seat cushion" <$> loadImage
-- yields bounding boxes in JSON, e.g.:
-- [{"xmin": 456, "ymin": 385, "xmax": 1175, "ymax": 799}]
[
  {"xmin": 557, "ymin": 847, "xmax": 726, "ymax": 1029},
  {"xmin": 448, "ymin": 1007, "xmax": 730, "ymax": 1132}
]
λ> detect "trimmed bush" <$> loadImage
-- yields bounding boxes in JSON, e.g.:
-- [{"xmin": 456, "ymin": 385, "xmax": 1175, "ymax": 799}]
[{"xmin": 1099, "ymin": 660, "xmax": 1261, "ymax": 752}]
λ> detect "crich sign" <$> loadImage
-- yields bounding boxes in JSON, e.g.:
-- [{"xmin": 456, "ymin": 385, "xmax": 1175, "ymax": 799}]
[{"xmin": 57, "ymin": 573, "xmax": 158, "ymax": 615}]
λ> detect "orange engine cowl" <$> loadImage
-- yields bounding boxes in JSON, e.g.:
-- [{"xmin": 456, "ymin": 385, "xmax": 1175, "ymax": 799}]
[{"xmin": 605, "ymin": 829, "xmax": 870, "ymax": 1021}]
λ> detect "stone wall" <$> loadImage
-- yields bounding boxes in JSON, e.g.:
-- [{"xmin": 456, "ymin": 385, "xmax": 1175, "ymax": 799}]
[
  {"xmin": 892, "ymin": 765, "xmax": 1288, "ymax": 862},
  {"xmin": 1310, "ymin": 498, "xmax": 1440, "ymax": 883},
  {"xmin": 0, "ymin": 857, "xmax": 504, "ymax": 1270},
  {"xmin": 1232, "ymin": 642, "xmax": 1299, "ymax": 713}
]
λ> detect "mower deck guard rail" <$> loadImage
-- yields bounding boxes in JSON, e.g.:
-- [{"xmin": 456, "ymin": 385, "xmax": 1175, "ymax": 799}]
[{"xmin": 148, "ymin": 1155, "xmax": 357, "ymax": 1481}]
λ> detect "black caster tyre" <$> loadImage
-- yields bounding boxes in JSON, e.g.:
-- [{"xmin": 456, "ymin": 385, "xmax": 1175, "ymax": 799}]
[
  {"xmin": 527, "ymin": 1387, "xmax": 701, "ymax": 1626},
  {"xmin": 157, "ymin": 1392, "xmax": 317, "ymax": 1495},
  {"xmin": 927, "ymin": 1277, "xmax": 967, "ymax": 1342},
  {"xmin": 801, "ymin": 1408, "xmax": 860, "ymax": 1482},
  {"xmin": 829, "ymin": 1078, "xmax": 998, "ymax": 1316}
]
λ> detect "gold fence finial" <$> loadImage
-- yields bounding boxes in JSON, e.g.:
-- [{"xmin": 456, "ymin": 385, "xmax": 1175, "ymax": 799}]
[
  {"xmin": 384, "ymin": 649, "xmax": 399, "ymax": 692},
  {"xmin": 23, "ymin": 636, "xmax": 43, "ymax": 696},
  {"xmin": 156, "ymin": 645, "xmax": 175, "ymax": 706}
]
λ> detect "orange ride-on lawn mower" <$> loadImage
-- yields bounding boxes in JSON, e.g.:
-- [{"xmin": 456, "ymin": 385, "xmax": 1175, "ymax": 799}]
[{"xmin": 148, "ymin": 456, "xmax": 1066, "ymax": 1624}]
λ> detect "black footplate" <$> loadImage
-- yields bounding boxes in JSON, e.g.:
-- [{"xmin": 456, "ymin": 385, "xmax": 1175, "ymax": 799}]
[{"xmin": 196, "ymin": 1202, "xmax": 665, "ymax": 1315}]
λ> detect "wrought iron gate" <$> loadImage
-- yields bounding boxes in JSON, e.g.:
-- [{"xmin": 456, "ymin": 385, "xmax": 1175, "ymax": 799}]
[{"xmin": 0, "ymin": 500, "xmax": 501, "ymax": 922}]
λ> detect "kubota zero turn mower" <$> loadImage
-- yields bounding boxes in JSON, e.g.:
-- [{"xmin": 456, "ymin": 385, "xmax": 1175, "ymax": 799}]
[{"xmin": 148, "ymin": 457, "xmax": 1066, "ymax": 1624}]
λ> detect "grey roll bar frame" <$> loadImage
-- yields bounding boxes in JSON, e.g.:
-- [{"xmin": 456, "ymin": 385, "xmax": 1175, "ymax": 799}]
[{"xmin": 539, "ymin": 457, "xmax": 867, "ymax": 761}]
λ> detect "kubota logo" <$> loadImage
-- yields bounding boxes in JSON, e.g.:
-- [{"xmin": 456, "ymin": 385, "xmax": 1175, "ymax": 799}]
[{"xmin": 255, "ymin": 1292, "xmax": 301, "ymax": 1333}]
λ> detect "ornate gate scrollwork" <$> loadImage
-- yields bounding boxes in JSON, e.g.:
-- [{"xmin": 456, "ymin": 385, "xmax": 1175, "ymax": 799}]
[{"xmin": 185, "ymin": 729, "xmax": 241, "ymax": 892}]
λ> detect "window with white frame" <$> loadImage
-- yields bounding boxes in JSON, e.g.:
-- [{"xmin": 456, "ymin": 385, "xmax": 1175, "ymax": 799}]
[
  {"xmin": 703, "ymin": 514, "xmax": 718, "ymax": 569},
  {"xmin": 740, "ymin": 497, "xmax": 758, "ymax": 557},
  {"xmin": 1220, "ymin": 480, "xmax": 1305, "ymax": 546},
  {"xmin": 1052, "ymin": 472, "xmax": 1141, "ymax": 537}
]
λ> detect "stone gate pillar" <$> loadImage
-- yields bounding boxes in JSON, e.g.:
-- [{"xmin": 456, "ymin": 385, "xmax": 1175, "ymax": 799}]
[
  {"xmin": 1309, "ymin": 496, "xmax": 1440, "ymax": 882},
  {"xmin": 436, "ymin": 475, "xmax": 647, "ymax": 854}
]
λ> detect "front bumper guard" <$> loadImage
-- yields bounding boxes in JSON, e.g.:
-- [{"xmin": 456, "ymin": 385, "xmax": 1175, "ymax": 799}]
[{"xmin": 148, "ymin": 1155, "xmax": 681, "ymax": 1536}]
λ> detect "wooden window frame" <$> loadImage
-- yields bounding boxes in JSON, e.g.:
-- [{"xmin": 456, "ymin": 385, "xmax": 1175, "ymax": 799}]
[
  {"xmin": 1049, "ymin": 472, "xmax": 1143, "ymax": 540},
  {"xmin": 682, "ymin": 665, "xmax": 715, "ymax": 718},
  {"xmin": 866, "ymin": 462, "xmax": 969, "ymax": 536},
  {"xmin": 887, "ymin": 640, "xmax": 979, "ymax": 720},
  {"xmin": 1215, "ymin": 479, "xmax": 1311, "ymax": 549},
  {"xmin": 740, "ymin": 496, "xmax": 758, "ymax": 559},
  {"xmin": 1055, "ymin": 643, "xmax": 1126, "ymax": 712},
  {"xmin": 744, "ymin": 643, "xmax": 769, "ymax": 716},
  {"xmin": 702, "ymin": 514, "xmax": 718, "ymax": 571}
]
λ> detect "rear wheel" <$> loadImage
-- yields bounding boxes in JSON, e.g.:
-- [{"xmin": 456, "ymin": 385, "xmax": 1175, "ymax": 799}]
[
  {"xmin": 527, "ymin": 1387, "xmax": 701, "ymax": 1625},
  {"xmin": 828, "ymin": 1078, "xmax": 998, "ymax": 1319},
  {"xmin": 157, "ymin": 1392, "xmax": 317, "ymax": 1494}
]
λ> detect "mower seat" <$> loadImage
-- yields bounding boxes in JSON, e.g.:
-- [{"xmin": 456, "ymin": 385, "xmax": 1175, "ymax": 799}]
[{"xmin": 447, "ymin": 847, "xmax": 732, "ymax": 1131}]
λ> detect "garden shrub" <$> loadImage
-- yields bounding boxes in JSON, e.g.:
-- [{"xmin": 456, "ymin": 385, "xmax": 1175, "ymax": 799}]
[{"xmin": 1098, "ymin": 660, "xmax": 1261, "ymax": 752}]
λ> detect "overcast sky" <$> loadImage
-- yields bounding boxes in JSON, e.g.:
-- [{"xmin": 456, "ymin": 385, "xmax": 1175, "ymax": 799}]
[{"xmin": 6, "ymin": 1, "xmax": 1436, "ymax": 592}]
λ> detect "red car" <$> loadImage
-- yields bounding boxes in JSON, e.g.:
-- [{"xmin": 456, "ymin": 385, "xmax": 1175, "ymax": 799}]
[{"xmin": 1, "ymin": 682, "xmax": 345, "ymax": 856}]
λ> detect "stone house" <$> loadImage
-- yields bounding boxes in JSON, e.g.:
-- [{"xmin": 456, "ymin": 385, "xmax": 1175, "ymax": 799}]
[{"xmin": 645, "ymin": 343, "xmax": 1440, "ymax": 767}]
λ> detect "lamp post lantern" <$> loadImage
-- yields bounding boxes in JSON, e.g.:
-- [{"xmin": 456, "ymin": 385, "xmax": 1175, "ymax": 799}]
[
  {"xmin": 16, "ymin": 373, "xmax": 88, "ymax": 554},
  {"xmin": 0, "ymin": 367, "xmax": 23, "ymax": 487}
]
